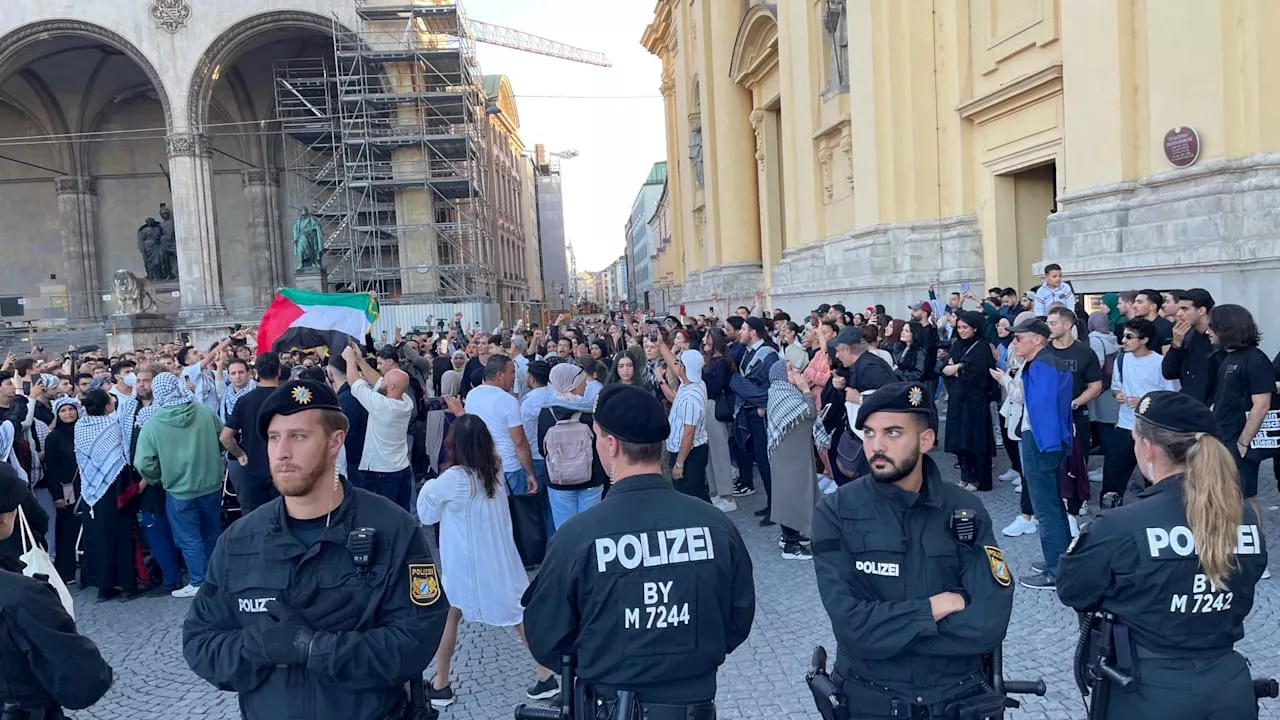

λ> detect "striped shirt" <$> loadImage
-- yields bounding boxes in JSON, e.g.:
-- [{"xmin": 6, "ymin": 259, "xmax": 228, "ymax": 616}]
[{"xmin": 666, "ymin": 382, "xmax": 708, "ymax": 453}]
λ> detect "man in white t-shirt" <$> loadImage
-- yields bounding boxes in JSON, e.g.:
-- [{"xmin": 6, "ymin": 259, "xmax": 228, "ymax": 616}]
[
  {"xmin": 342, "ymin": 344, "xmax": 415, "ymax": 510},
  {"xmin": 1103, "ymin": 317, "xmax": 1178, "ymax": 501},
  {"xmin": 464, "ymin": 354, "xmax": 538, "ymax": 495}
]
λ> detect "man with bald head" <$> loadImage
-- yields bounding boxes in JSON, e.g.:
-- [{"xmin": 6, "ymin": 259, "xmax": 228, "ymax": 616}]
[{"xmin": 341, "ymin": 343, "xmax": 415, "ymax": 510}]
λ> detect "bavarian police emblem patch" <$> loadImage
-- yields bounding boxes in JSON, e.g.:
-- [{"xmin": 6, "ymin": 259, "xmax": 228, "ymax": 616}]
[
  {"xmin": 984, "ymin": 546, "xmax": 1011, "ymax": 587},
  {"xmin": 409, "ymin": 564, "xmax": 441, "ymax": 606}
]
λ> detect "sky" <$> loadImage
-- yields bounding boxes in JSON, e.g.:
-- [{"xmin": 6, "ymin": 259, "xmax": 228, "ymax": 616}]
[{"xmin": 463, "ymin": 0, "xmax": 666, "ymax": 273}]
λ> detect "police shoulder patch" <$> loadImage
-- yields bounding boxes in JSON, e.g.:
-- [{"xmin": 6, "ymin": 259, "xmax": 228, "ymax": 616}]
[
  {"xmin": 984, "ymin": 546, "xmax": 1011, "ymax": 587},
  {"xmin": 409, "ymin": 563, "xmax": 441, "ymax": 606}
]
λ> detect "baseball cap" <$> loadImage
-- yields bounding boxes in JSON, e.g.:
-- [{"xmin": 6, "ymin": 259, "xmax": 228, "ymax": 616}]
[
  {"xmin": 814, "ymin": 303, "xmax": 832, "ymax": 315},
  {"xmin": 1011, "ymin": 315, "xmax": 1051, "ymax": 338},
  {"xmin": 909, "ymin": 300, "xmax": 933, "ymax": 315}
]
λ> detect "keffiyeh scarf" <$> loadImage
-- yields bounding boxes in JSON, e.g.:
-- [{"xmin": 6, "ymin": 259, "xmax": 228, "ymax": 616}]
[
  {"xmin": 0, "ymin": 421, "xmax": 28, "ymax": 484},
  {"xmin": 765, "ymin": 359, "xmax": 813, "ymax": 459},
  {"xmin": 75, "ymin": 394, "xmax": 137, "ymax": 509},
  {"xmin": 221, "ymin": 378, "xmax": 258, "ymax": 421}
]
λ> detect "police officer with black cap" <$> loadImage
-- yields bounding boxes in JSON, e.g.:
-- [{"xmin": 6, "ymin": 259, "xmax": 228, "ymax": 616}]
[
  {"xmin": 521, "ymin": 383, "xmax": 755, "ymax": 719},
  {"xmin": 810, "ymin": 381, "xmax": 1014, "ymax": 719},
  {"xmin": 1057, "ymin": 391, "xmax": 1269, "ymax": 720},
  {"xmin": 0, "ymin": 462, "xmax": 113, "ymax": 720},
  {"xmin": 183, "ymin": 380, "xmax": 448, "ymax": 720}
]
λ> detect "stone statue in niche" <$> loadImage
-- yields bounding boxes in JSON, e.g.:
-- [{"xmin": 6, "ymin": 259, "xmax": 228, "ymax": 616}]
[
  {"xmin": 824, "ymin": 0, "xmax": 849, "ymax": 91},
  {"xmin": 112, "ymin": 269, "xmax": 155, "ymax": 315},
  {"xmin": 136, "ymin": 217, "xmax": 166, "ymax": 281},
  {"xmin": 688, "ymin": 123, "xmax": 705, "ymax": 189},
  {"xmin": 293, "ymin": 208, "xmax": 323, "ymax": 271},
  {"xmin": 158, "ymin": 203, "xmax": 178, "ymax": 280}
]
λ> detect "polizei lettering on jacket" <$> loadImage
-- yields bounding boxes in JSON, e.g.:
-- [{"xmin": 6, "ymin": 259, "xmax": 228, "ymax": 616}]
[
  {"xmin": 595, "ymin": 527, "xmax": 715, "ymax": 572},
  {"xmin": 238, "ymin": 597, "xmax": 276, "ymax": 613},
  {"xmin": 1145, "ymin": 524, "xmax": 1262, "ymax": 559}
]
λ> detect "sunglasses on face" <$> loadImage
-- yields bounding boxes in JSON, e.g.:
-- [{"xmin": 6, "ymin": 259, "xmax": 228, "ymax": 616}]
[{"xmin": 1122, "ymin": 334, "xmax": 1140, "ymax": 340}]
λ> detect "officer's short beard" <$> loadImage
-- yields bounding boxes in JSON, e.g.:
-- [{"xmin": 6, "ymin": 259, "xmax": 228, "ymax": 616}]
[
  {"xmin": 868, "ymin": 446, "xmax": 921, "ymax": 484},
  {"xmin": 274, "ymin": 461, "xmax": 328, "ymax": 498}
]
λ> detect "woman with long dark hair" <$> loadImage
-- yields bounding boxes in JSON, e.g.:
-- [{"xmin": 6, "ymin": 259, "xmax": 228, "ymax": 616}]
[
  {"xmin": 702, "ymin": 328, "xmax": 739, "ymax": 509},
  {"xmin": 1057, "ymin": 391, "xmax": 1267, "ymax": 719},
  {"xmin": 941, "ymin": 311, "xmax": 995, "ymax": 491},
  {"xmin": 605, "ymin": 346, "xmax": 646, "ymax": 388},
  {"xmin": 895, "ymin": 322, "xmax": 928, "ymax": 382},
  {"xmin": 417, "ymin": 414, "xmax": 557, "ymax": 707}
]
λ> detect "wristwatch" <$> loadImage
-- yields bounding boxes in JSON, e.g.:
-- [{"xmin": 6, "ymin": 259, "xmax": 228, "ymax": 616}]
[{"xmin": 673, "ymin": 462, "xmax": 684, "ymax": 470}]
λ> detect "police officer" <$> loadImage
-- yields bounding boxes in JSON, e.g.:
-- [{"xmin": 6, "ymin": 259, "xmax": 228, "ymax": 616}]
[
  {"xmin": 182, "ymin": 380, "xmax": 448, "ymax": 720},
  {"xmin": 0, "ymin": 463, "xmax": 113, "ymax": 719},
  {"xmin": 1056, "ymin": 391, "xmax": 1268, "ymax": 719},
  {"xmin": 522, "ymin": 384, "xmax": 755, "ymax": 719},
  {"xmin": 811, "ymin": 381, "xmax": 1014, "ymax": 718}
]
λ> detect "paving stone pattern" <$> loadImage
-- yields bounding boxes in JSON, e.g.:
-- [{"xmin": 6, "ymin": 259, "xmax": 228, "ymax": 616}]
[{"xmin": 67, "ymin": 452, "xmax": 1280, "ymax": 719}]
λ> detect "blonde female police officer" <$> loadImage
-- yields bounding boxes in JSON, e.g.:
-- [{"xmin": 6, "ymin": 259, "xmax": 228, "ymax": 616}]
[
  {"xmin": 183, "ymin": 380, "xmax": 448, "ymax": 720},
  {"xmin": 522, "ymin": 383, "xmax": 755, "ymax": 719},
  {"xmin": 1057, "ymin": 391, "xmax": 1268, "ymax": 720}
]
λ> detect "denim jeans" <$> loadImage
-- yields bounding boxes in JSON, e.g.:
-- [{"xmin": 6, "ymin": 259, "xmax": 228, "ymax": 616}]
[
  {"xmin": 548, "ymin": 485, "xmax": 604, "ymax": 529},
  {"xmin": 1019, "ymin": 430, "xmax": 1070, "ymax": 578},
  {"xmin": 364, "ymin": 466, "xmax": 414, "ymax": 511},
  {"xmin": 140, "ymin": 510, "xmax": 183, "ymax": 587},
  {"xmin": 532, "ymin": 459, "xmax": 556, "ymax": 540},
  {"xmin": 505, "ymin": 468, "xmax": 531, "ymax": 496},
  {"xmin": 165, "ymin": 491, "xmax": 222, "ymax": 586}
]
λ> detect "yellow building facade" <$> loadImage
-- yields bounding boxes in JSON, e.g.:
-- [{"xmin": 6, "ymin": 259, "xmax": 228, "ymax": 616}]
[{"xmin": 644, "ymin": 0, "xmax": 1280, "ymax": 335}]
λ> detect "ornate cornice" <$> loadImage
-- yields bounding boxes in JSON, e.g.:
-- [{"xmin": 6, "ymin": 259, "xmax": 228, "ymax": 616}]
[
  {"xmin": 167, "ymin": 132, "xmax": 212, "ymax": 158},
  {"xmin": 150, "ymin": 0, "xmax": 192, "ymax": 34},
  {"xmin": 54, "ymin": 176, "xmax": 96, "ymax": 195},
  {"xmin": 240, "ymin": 168, "xmax": 272, "ymax": 185}
]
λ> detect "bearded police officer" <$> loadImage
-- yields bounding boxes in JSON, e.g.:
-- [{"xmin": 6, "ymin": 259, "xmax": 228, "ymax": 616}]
[
  {"xmin": 810, "ymin": 381, "xmax": 1014, "ymax": 719},
  {"xmin": 521, "ymin": 383, "xmax": 755, "ymax": 719},
  {"xmin": 183, "ymin": 380, "xmax": 448, "ymax": 720},
  {"xmin": 1057, "ymin": 391, "xmax": 1269, "ymax": 719}
]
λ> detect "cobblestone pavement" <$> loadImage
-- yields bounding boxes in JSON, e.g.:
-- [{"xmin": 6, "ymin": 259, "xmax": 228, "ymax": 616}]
[{"xmin": 68, "ymin": 451, "xmax": 1280, "ymax": 720}]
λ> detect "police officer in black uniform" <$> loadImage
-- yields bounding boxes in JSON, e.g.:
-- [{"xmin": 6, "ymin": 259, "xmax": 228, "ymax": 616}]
[
  {"xmin": 183, "ymin": 380, "xmax": 448, "ymax": 720},
  {"xmin": 811, "ymin": 381, "xmax": 1014, "ymax": 719},
  {"xmin": 522, "ymin": 384, "xmax": 755, "ymax": 719},
  {"xmin": 0, "ymin": 463, "xmax": 113, "ymax": 719},
  {"xmin": 1057, "ymin": 391, "xmax": 1268, "ymax": 720}
]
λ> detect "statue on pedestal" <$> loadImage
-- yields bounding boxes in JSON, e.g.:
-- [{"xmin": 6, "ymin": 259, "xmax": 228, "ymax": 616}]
[
  {"xmin": 158, "ymin": 203, "xmax": 178, "ymax": 280},
  {"xmin": 112, "ymin": 269, "xmax": 155, "ymax": 315},
  {"xmin": 293, "ymin": 208, "xmax": 323, "ymax": 271},
  {"xmin": 136, "ymin": 217, "xmax": 166, "ymax": 281}
]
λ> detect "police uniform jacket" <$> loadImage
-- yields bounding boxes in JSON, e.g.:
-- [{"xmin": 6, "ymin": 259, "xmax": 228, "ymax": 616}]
[
  {"xmin": 521, "ymin": 473, "xmax": 755, "ymax": 704},
  {"xmin": 182, "ymin": 480, "xmax": 448, "ymax": 720},
  {"xmin": 0, "ymin": 563, "xmax": 113, "ymax": 711},
  {"xmin": 1056, "ymin": 475, "xmax": 1267, "ymax": 656},
  {"xmin": 811, "ymin": 455, "xmax": 1013, "ymax": 703}
]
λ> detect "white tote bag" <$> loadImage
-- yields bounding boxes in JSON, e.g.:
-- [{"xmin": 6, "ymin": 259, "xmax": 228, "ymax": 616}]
[{"xmin": 18, "ymin": 504, "xmax": 75, "ymax": 619}]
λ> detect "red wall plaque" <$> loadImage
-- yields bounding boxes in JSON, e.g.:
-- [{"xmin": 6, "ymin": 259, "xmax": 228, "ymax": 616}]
[{"xmin": 1163, "ymin": 126, "xmax": 1200, "ymax": 168}]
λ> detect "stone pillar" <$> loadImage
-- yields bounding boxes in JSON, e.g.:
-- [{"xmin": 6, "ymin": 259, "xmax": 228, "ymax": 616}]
[
  {"xmin": 384, "ymin": 62, "xmax": 439, "ymax": 297},
  {"xmin": 54, "ymin": 176, "xmax": 101, "ymax": 320},
  {"xmin": 241, "ymin": 169, "xmax": 282, "ymax": 306},
  {"xmin": 707, "ymin": 0, "xmax": 761, "ymax": 266},
  {"xmin": 166, "ymin": 132, "xmax": 225, "ymax": 319}
]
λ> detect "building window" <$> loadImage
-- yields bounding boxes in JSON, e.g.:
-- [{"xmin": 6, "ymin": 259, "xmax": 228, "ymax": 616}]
[{"xmin": 822, "ymin": 0, "xmax": 849, "ymax": 94}]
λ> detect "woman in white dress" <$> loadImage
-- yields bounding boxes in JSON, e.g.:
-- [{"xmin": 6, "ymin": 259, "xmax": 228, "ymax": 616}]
[{"xmin": 416, "ymin": 413, "xmax": 558, "ymax": 708}]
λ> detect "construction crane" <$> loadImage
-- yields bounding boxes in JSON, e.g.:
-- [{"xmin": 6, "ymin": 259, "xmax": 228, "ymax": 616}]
[{"xmin": 469, "ymin": 19, "xmax": 611, "ymax": 67}]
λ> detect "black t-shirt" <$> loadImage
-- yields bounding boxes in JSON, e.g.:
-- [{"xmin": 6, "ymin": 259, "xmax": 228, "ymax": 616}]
[
  {"xmin": 1211, "ymin": 347, "xmax": 1274, "ymax": 443},
  {"xmin": 849, "ymin": 351, "xmax": 898, "ymax": 392},
  {"xmin": 1151, "ymin": 316, "xmax": 1175, "ymax": 351},
  {"xmin": 287, "ymin": 514, "xmax": 330, "ymax": 547},
  {"xmin": 225, "ymin": 386, "xmax": 276, "ymax": 481},
  {"xmin": 1049, "ymin": 340, "xmax": 1102, "ymax": 401}
]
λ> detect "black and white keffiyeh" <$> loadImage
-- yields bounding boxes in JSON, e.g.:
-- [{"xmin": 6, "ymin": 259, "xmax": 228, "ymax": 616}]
[
  {"xmin": 766, "ymin": 359, "xmax": 813, "ymax": 459},
  {"xmin": 75, "ymin": 394, "xmax": 137, "ymax": 509}
]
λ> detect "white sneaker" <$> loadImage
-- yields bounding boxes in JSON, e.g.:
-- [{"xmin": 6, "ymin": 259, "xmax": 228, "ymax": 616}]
[
  {"xmin": 1002, "ymin": 516, "xmax": 1038, "ymax": 537},
  {"xmin": 1013, "ymin": 477, "xmax": 1023, "ymax": 492},
  {"xmin": 998, "ymin": 469, "xmax": 1020, "ymax": 482},
  {"xmin": 712, "ymin": 497, "xmax": 738, "ymax": 513},
  {"xmin": 1078, "ymin": 501, "xmax": 1090, "ymax": 517},
  {"xmin": 1088, "ymin": 469, "xmax": 1103, "ymax": 483},
  {"xmin": 1263, "ymin": 568, "xmax": 1272, "ymax": 580},
  {"xmin": 171, "ymin": 583, "xmax": 200, "ymax": 599},
  {"xmin": 1068, "ymin": 515, "xmax": 1080, "ymax": 538}
]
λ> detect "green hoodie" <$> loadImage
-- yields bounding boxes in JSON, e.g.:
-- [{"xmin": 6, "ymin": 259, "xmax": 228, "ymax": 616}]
[{"xmin": 133, "ymin": 402, "xmax": 225, "ymax": 500}]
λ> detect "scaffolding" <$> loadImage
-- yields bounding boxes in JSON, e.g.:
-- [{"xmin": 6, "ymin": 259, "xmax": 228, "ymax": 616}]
[{"xmin": 273, "ymin": 0, "xmax": 494, "ymax": 302}]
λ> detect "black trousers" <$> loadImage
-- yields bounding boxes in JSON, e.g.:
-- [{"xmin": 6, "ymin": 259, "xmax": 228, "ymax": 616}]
[
  {"xmin": 82, "ymin": 480, "xmax": 138, "ymax": 592},
  {"xmin": 1103, "ymin": 651, "xmax": 1254, "ymax": 720},
  {"xmin": 53, "ymin": 506, "xmax": 81, "ymax": 582},
  {"xmin": 668, "ymin": 444, "xmax": 710, "ymax": 502},
  {"xmin": 957, "ymin": 451, "xmax": 993, "ymax": 491},
  {"xmin": 999, "ymin": 415, "xmax": 1023, "ymax": 474},
  {"xmin": 736, "ymin": 411, "xmax": 773, "ymax": 507},
  {"xmin": 1102, "ymin": 427, "xmax": 1138, "ymax": 500}
]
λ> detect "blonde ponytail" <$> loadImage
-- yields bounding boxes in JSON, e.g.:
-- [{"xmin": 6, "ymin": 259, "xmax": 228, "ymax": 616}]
[
  {"xmin": 1183, "ymin": 431, "xmax": 1243, "ymax": 591},
  {"xmin": 1133, "ymin": 421, "xmax": 1243, "ymax": 591}
]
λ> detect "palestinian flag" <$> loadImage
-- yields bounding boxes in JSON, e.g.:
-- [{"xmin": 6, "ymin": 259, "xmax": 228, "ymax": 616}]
[{"xmin": 257, "ymin": 288, "xmax": 379, "ymax": 355}]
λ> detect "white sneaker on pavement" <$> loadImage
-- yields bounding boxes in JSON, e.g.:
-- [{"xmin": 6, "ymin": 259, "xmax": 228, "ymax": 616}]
[
  {"xmin": 1068, "ymin": 514, "xmax": 1080, "ymax": 538},
  {"xmin": 171, "ymin": 583, "xmax": 199, "ymax": 599},
  {"xmin": 1263, "ymin": 568, "xmax": 1272, "ymax": 580},
  {"xmin": 712, "ymin": 497, "xmax": 738, "ymax": 513},
  {"xmin": 1088, "ymin": 469, "xmax": 1103, "ymax": 482},
  {"xmin": 1002, "ymin": 516, "xmax": 1038, "ymax": 537},
  {"xmin": 998, "ymin": 469, "xmax": 1020, "ymax": 482}
]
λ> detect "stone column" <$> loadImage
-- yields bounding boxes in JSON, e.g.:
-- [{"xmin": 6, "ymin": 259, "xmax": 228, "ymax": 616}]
[
  {"xmin": 707, "ymin": 0, "xmax": 761, "ymax": 266},
  {"xmin": 166, "ymin": 132, "xmax": 225, "ymax": 318},
  {"xmin": 241, "ymin": 169, "xmax": 282, "ymax": 306},
  {"xmin": 54, "ymin": 176, "xmax": 101, "ymax": 320}
]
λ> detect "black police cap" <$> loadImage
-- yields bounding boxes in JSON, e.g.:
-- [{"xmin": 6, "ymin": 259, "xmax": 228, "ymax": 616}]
[
  {"xmin": 854, "ymin": 381, "xmax": 938, "ymax": 432},
  {"xmin": 0, "ymin": 463, "xmax": 24, "ymax": 513},
  {"xmin": 593, "ymin": 383, "xmax": 669, "ymax": 444},
  {"xmin": 1134, "ymin": 390, "xmax": 1221, "ymax": 436},
  {"xmin": 257, "ymin": 379, "xmax": 344, "ymax": 440}
]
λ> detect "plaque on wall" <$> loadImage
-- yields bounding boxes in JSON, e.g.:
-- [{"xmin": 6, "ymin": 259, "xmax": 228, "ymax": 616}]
[{"xmin": 1163, "ymin": 126, "xmax": 1200, "ymax": 168}]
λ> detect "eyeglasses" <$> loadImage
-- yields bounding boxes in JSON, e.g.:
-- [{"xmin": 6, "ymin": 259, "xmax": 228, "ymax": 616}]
[{"xmin": 1122, "ymin": 334, "xmax": 1140, "ymax": 340}]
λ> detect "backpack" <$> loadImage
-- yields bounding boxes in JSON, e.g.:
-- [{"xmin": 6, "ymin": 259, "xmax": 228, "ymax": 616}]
[
  {"xmin": 544, "ymin": 412, "xmax": 594, "ymax": 486},
  {"xmin": 1094, "ymin": 336, "xmax": 1117, "ymax": 388}
]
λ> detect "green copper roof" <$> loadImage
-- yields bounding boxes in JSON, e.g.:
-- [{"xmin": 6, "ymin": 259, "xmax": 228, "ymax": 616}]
[
  {"xmin": 482, "ymin": 74, "xmax": 503, "ymax": 100},
  {"xmin": 644, "ymin": 161, "xmax": 667, "ymax": 186}
]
